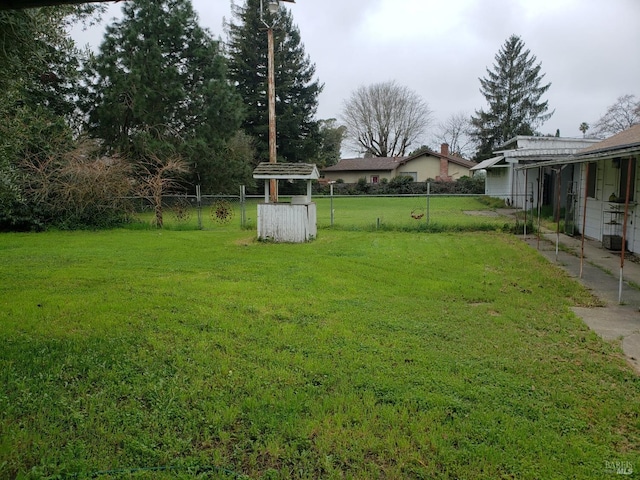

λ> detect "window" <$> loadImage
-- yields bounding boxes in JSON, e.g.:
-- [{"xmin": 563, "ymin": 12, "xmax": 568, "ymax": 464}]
[
  {"xmin": 403, "ymin": 172, "xmax": 418, "ymax": 181},
  {"xmin": 619, "ymin": 158, "xmax": 636, "ymax": 202},
  {"xmin": 371, "ymin": 175, "xmax": 379, "ymax": 184},
  {"xmin": 586, "ymin": 162, "xmax": 597, "ymax": 198}
]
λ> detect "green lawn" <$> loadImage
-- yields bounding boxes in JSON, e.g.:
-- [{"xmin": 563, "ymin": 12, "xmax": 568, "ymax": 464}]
[
  {"xmin": 140, "ymin": 196, "xmax": 514, "ymax": 232},
  {"xmin": 1, "ymin": 227, "xmax": 638, "ymax": 479}
]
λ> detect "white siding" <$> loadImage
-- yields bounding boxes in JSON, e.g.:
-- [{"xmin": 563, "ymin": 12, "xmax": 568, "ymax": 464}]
[
  {"xmin": 485, "ymin": 167, "xmax": 511, "ymax": 201},
  {"xmin": 257, "ymin": 203, "xmax": 317, "ymax": 242}
]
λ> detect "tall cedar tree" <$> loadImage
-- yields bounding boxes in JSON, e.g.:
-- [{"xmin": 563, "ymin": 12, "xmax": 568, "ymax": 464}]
[
  {"xmin": 84, "ymin": 0, "xmax": 251, "ymax": 192},
  {"xmin": 471, "ymin": 35, "xmax": 553, "ymax": 161},
  {"xmin": 226, "ymin": 0, "xmax": 323, "ymax": 165}
]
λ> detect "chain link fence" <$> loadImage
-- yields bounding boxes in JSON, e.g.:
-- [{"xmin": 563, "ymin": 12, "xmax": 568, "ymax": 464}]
[
  {"xmin": 129, "ymin": 185, "xmax": 520, "ymax": 232},
  {"xmin": 130, "ymin": 186, "xmax": 246, "ymax": 230}
]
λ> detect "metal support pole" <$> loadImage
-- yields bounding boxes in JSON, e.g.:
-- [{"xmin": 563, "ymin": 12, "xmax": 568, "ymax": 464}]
[
  {"xmin": 537, "ymin": 167, "xmax": 543, "ymax": 249},
  {"xmin": 619, "ymin": 158, "xmax": 633, "ymax": 304},
  {"xmin": 580, "ymin": 164, "xmax": 589, "ymax": 278},
  {"xmin": 555, "ymin": 166, "xmax": 563, "ymax": 262},
  {"xmin": 524, "ymin": 168, "xmax": 528, "ymax": 239}
]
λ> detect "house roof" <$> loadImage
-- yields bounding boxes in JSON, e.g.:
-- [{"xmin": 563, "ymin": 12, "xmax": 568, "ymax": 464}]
[
  {"xmin": 322, "ymin": 157, "xmax": 403, "ymax": 172},
  {"xmin": 253, "ymin": 162, "xmax": 320, "ymax": 180},
  {"xmin": 401, "ymin": 150, "xmax": 476, "ymax": 169},
  {"xmin": 577, "ymin": 124, "xmax": 640, "ymax": 156},
  {"xmin": 323, "ymin": 151, "xmax": 476, "ymax": 174},
  {"xmin": 515, "ymin": 125, "xmax": 640, "ymax": 170}
]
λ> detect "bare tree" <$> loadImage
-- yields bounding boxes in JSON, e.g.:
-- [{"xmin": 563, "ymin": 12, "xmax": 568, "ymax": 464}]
[
  {"xmin": 21, "ymin": 139, "xmax": 134, "ymax": 227},
  {"xmin": 136, "ymin": 154, "xmax": 190, "ymax": 228},
  {"xmin": 593, "ymin": 94, "xmax": 640, "ymax": 137},
  {"xmin": 432, "ymin": 112, "xmax": 477, "ymax": 158},
  {"xmin": 341, "ymin": 80, "xmax": 433, "ymax": 157}
]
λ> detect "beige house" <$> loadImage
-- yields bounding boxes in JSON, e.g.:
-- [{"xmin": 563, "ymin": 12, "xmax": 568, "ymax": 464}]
[{"xmin": 322, "ymin": 144, "xmax": 476, "ymax": 184}]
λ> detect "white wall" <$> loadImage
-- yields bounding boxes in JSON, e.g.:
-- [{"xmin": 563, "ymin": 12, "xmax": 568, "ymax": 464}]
[
  {"xmin": 485, "ymin": 167, "xmax": 511, "ymax": 202},
  {"xmin": 574, "ymin": 158, "xmax": 640, "ymax": 252}
]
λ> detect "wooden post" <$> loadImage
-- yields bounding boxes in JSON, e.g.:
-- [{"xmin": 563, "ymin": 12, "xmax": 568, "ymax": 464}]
[{"xmin": 267, "ymin": 25, "xmax": 278, "ymax": 203}]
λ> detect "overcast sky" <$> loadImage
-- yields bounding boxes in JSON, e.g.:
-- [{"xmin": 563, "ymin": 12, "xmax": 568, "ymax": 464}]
[{"xmin": 73, "ymin": 0, "xmax": 640, "ymax": 155}]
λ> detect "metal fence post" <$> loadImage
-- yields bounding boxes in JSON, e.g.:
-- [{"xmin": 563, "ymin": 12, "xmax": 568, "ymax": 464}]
[
  {"xmin": 426, "ymin": 182, "xmax": 431, "ymax": 225},
  {"xmin": 196, "ymin": 184, "xmax": 202, "ymax": 230},
  {"xmin": 240, "ymin": 185, "xmax": 246, "ymax": 228},
  {"xmin": 330, "ymin": 183, "xmax": 334, "ymax": 227}
]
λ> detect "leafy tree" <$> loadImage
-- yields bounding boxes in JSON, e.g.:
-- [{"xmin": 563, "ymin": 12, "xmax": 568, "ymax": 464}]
[
  {"xmin": 0, "ymin": 6, "xmax": 101, "ymax": 229},
  {"xmin": 592, "ymin": 94, "xmax": 640, "ymax": 137},
  {"xmin": 341, "ymin": 80, "xmax": 433, "ymax": 157},
  {"xmin": 226, "ymin": 0, "xmax": 323, "ymax": 164},
  {"xmin": 471, "ymin": 35, "xmax": 553, "ymax": 160},
  {"xmin": 83, "ymin": 0, "xmax": 248, "ymax": 192},
  {"xmin": 314, "ymin": 118, "xmax": 346, "ymax": 167}
]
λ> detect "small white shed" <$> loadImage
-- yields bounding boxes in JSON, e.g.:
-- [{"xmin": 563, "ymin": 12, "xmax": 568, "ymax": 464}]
[{"xmin": 252, "ymin": 162, "xmax": 319, "ymax": 242}]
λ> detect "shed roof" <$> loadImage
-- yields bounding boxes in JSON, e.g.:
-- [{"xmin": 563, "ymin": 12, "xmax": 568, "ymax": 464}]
[{"xmin": 253, "ymin": 162, "xmax": 320, "ymax": 180}]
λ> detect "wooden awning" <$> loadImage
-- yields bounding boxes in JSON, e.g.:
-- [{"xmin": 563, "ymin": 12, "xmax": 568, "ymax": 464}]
[{"xmin": 253, "ymin": 162, "xmax": 320, "ymax": 180}]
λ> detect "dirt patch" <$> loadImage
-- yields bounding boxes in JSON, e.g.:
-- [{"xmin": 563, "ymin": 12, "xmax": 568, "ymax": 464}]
[
  {"xmin": 464, "ymin": 209, "xmax": 518, "ymax": 218},
  {"xmin": 463, "ymin": 210, "xmax": 500, "ymax": 217}
]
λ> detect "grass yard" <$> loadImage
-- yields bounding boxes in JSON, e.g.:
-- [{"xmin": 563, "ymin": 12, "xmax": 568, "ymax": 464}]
[
  {"xmin": 134, "ymin": 196, "xmax": 514, "ymax": 232},
  {"xmin": 314, "ymin": 196, "xmax": 512, "ymax": 230},
  {"xmin": 1, "ymin": 227, "xmax": 639, "ymax": 479}
]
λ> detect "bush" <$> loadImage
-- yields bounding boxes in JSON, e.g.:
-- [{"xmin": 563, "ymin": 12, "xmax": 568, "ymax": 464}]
[{"xmin": 313, "ymin": 175, "xmax": 486, "ymax": 197}]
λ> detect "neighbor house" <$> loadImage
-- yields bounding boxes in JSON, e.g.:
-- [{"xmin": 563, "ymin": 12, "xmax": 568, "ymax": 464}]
[
  {"xmin": 321, "ymin": 144, "xmax": 476, "ymax": 184},
  {"xmin": 471, "ymin": 136, "xmax": 600, "ymax": 211}
]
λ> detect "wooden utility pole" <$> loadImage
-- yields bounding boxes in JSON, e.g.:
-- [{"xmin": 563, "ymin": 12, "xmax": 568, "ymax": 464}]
[{"xmin": 267, "ymin": 25, "xmax": 277, "ymax": 203}]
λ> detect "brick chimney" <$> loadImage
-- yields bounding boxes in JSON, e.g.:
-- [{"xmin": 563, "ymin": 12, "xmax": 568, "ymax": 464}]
[{"xmin": 437, "ymin": 143, "xmax": 451, "ymax": 181}]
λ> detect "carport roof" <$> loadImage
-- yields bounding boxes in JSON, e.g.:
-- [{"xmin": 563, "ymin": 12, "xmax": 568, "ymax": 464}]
[{"xmin": 470, "ymin": 156, "xmax": 505, "ymax": 171}]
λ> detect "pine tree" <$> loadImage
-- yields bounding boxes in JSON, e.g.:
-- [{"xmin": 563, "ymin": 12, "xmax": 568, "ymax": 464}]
[
  {"xmin": 225, "ymin": 0, "xmax": 323, "ymax": 164},
  {"xmin": 83, "ymin": 0, "xmax": 249, "ymax": 192},
  {"xmin": 471, "ymin": 35, "xmax": 553, "ymax": 160}
]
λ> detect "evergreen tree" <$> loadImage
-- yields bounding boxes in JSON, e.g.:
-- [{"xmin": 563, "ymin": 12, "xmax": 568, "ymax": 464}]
[
  {"xmin": 314, "ymin": 118, "xmax": 346, "ymax": 168},
  {"xmin": 471, "ymin": 35, "xmax": 553, "ymax": 160},
  {"xmin": 0, "ymin": 6, "xmax": 99, "ymax": 229},
  {"xmin": 83, "ymin": 0, "xmax": 249, "ymax": 192},
  {"xmin": 226, "ymin": 0, "xmax": 323, "ymax": 164}
]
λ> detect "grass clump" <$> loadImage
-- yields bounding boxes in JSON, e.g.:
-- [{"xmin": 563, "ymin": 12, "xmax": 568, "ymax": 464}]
[{"xmin": 0, "ymin": 229, "xmax": 638, "ymax": 479}]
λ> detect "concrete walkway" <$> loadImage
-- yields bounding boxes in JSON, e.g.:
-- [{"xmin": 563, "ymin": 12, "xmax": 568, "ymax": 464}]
[{"xmin": 523, "ymin": 231, "xmax": 640, "ymax": 374}]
